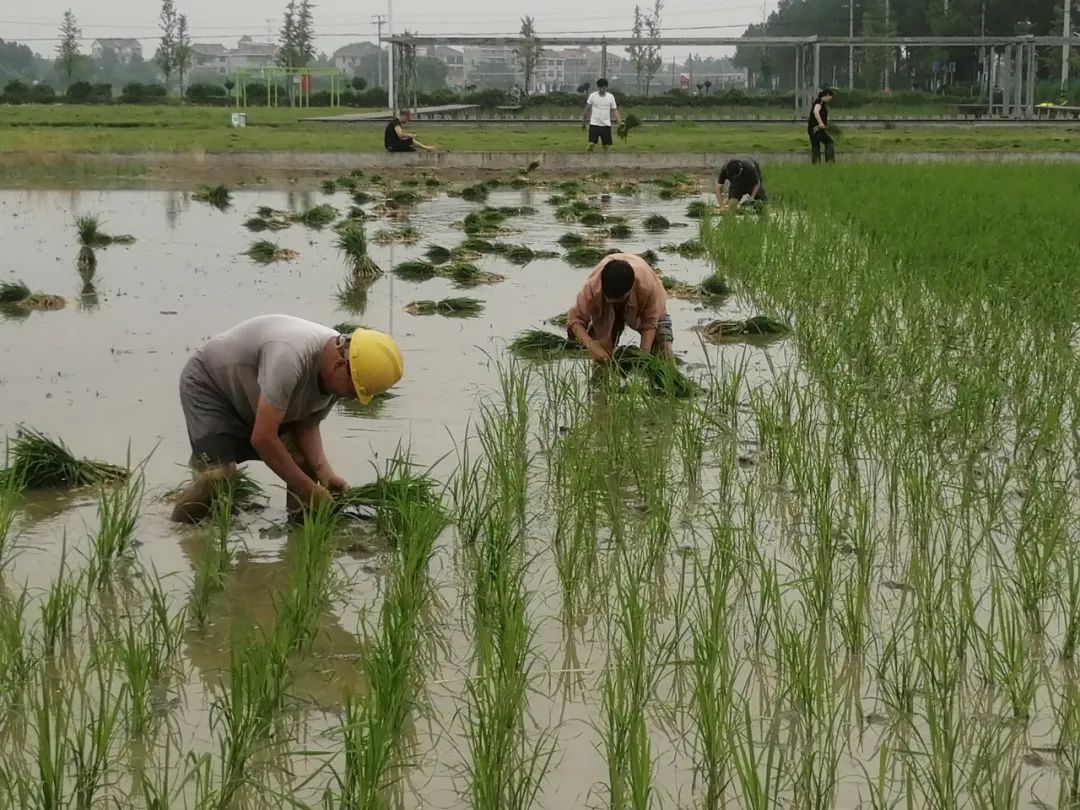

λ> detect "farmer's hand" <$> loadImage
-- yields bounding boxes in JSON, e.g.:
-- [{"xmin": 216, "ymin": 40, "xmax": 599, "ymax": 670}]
[
  {"xmin": 325, "ymin": 473, "xmax": 349, "ymax": 493},
  {"xmin": 588, "ymin": 340, "xmax": 612, "ymax": 364},
  {"xmin": 581, "ymin": 122, "xmax": 587, "ymax": 131},
  {"xmin": 309, "ymin": 482, "xmax": 334, "ymax": 509}
]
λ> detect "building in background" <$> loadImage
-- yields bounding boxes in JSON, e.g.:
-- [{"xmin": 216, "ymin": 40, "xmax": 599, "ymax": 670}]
[
  {"xmin": 90, "ymin": 38, "xmax": 143, "ymax": 63},
  {"xmin": 228, "ymin": 36, "xmax": 279, "ymax": 70},
  {"xmin": 332, "ymin": 42, "xmax": 383, "ymax": 73},
  {"xmin": 191, "ymin": 43, "xmax": 229, "ymax": 74},
  {"xmin": 419, "ymin": 45, "xmax": 465, "ymax": 85}
]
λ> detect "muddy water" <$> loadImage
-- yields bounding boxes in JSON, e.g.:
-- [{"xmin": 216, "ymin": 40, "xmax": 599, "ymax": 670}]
[{"xmin": 0, "ymin": 186, "xmax": 795, "ymax": 807}]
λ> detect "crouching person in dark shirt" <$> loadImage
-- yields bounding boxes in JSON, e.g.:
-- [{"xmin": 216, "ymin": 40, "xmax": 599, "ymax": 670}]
[
  {"xmin": 715, "ymin": 156, "xmax": 767, "ymax": 210},
  {"xmin": 383, "ymin": 110, "xmax": 435, "ymax": 153}
]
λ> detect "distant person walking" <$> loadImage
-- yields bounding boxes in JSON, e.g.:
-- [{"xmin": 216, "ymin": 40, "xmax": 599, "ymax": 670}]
[
  {"xmin": 808, "ymin": 89, "xmax": 835, "ymax": 164},
  {"xmin": 583, "ymin": 78, "xmax": 623, "ymax": 152},
  {"xmin": 716, "ymin": 156, "xmax": 767, "ymax": 209},
  {"xmin": 384, "ymin": 110, "xmax": 435, "ymax": 153}
]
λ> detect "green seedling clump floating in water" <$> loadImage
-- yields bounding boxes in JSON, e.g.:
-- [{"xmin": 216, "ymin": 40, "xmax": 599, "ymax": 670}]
[
  {"xmin": 642, "ymin": 214, "xmax": 671, "ymax": 232},
  {"xmin": 0, "ymin": 280, "xmax": 66, "ymax": 313},
  {"xmin": 510, "ymin": 329, "xmax": 587, "ymax": 359},
  {"xmin": 404, "ymin": 297, "xmax": 484, "ymax": 317},
  {"xmin": 74, "ymin": 213, "xmax": 135, "ymax": 248},
  {"xmin": 193, "ymin": 184, "xmax": 232, "ymax": 210},
  {"xmin": 1, "ymin": 427, "xmax": 128, "ymax": 489},
  {"xmin": 424, "ymin": 244, "xmax": 452, "ymax": 264},
  {"xmin": 564, "ymin": 246, "xmax": 617, "ymax": 268},
  {"xmin": 393, "ymin": 259, "xmax": 439, "ymax": 281},
  {"xmin": 334, "ymin": 220, "xmax": 382, "ymax": 280},
  {"xmin": 294, "ymin": 204, "xmax": 338, "ymax": 229},
  {"xmin": 246, "ymin": 240, "xmax": 298, "ymax": 264}
]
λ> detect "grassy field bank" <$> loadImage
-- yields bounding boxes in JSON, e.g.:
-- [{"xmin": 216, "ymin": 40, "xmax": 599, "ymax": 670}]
[{"xmin": 0, "ymin": 103, "xmax": 1078, "ymax": 156}]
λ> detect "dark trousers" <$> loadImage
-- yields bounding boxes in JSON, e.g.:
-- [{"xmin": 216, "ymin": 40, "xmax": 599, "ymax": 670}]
[{"xmin": 810, "ymin": 129, "xmax": 835, "ymax": 164}]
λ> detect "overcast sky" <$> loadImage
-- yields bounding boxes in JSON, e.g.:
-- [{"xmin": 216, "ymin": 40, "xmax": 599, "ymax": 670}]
[{"xmin": 3, "ymin": 0, "xmax": 775, "ymax": 59}]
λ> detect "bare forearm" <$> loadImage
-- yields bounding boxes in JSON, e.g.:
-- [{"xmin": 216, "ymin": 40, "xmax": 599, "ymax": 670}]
[
  {"xmin": 715, "ymin": 185, "xmax": 726, "ymax": 206},
  {"xmin": 570, "ymin": 322, "xmax": 593, "ymax": 345},
  {"xmin": 640, "ymin": 328, "xmax": 656, "ymax": 353},
  {"xmin": 252, "ymin": 434, "xmax": 315, "ymax": 496},
  {"xmin": 292, "ymin": 425, "xmax": 334, "ymax": 484}
]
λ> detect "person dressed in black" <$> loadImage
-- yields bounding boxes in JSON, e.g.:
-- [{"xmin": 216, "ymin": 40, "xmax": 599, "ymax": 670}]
[
  {"xmin": 808, "ymin": 89, "xmax": 835, "ymax": 164},
  {"xmin": 383, "ymin": 110, "xmax": 434, "ymax": 153},
  {"xmin": 715, "ymin": 156, "xmax": 767, "ymax": 209}
]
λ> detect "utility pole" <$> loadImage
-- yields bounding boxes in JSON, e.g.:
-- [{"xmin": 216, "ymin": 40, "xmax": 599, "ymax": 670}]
[
  {"xmin": 387, "ymin": 0, "xmax": 395, "ymax": 112},
  {"xmin": 848, "ymin": 0, "xmax": 855, "ymax": 89},
  {"xmin": 372, "ymin": 14, "xmax": 385, "ymax": 88},
  {"xmin": 1063, "ymin": 0, "xmax": 1073, "ymax": 95}
]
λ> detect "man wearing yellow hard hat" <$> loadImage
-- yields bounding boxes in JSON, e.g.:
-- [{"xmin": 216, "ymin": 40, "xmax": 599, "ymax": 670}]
[{"xmin": 171, "ymin": 314, "xmax": 403, "ymax": 523}]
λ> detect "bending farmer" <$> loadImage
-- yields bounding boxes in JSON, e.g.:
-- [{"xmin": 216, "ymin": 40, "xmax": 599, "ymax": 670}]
[
  {"xmin": 716, "ymin": 156, "xmax": 767, "ymax": 208},
  {"xmin": 567, "ymin": 253, "xmax": 673, "ymax": 364},
  {"xmin": 171, "ymin": 315, "xmax": 404, "ymax": 523},
  {"xmin": 583, "ymin": 78, "xmax": 622, "ymax": 152},
  {"xmin": 808, "ymin": 89, "xmax": 836, "ymax": 164},
  {"xmin": 384, "ymin": 110, "xmax": 435, "ymax": 153}
]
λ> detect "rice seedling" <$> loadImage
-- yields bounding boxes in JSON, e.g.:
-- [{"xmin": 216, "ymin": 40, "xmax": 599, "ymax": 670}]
[
  {"xmin": 74, "ymin": 213, "xmax": 125, "ymax": 247},
  {"xmin": 85, "ymin": 467, "xmax": 144, "ymax": 590},
  {"xmin": 190, "ymin": 479, "xmax": 237, "ymax": 628},
  {"xmin": 193, "ymin": 185, "xmax": 232, "ymax": 210},
  {"xmin": 334, "ymin": 219, "xmax": 382, "ymax": 279},
  {"xmin": 245, "ymin": 239, "xmax": 297, "ymax": 263},
  {"xmin": 564, "ymin": 245, "xmax": 615, "ymax": 268},
  {"xmin": 579, "ymin": 210, "xmax": 607, "ymax": 227},
  {"xmin": 685, "ymin": 200, "xmax": 710, "ymax": 219},
  {"xmin": 444, "ymin": 262, "xmax": 504, "ymax": 287},
  {"xmin": 40, "ymin": 549, "xmax": 80, "ymax": 656},
  {"xmin": 386, "ymin": 189, "xmax": 422, "ymax": 207},
  {"xmin": 460, "ymin": 236, "xmax": 496, "ymax": 254},
  {"xmin": 0, "ymin": 280, "xmax": 30, "ymax": 305},
  {"xmin": 661, "ymin": 238, "xmax": 706, "ymax": 258},
  {"xmin": 321, "ymin": 179, "xmax": 337, "ymax": 194},
  {"xmin": 702, "ymin": 315, "xmax": 789, "ymax": 340},
  {"xmin": 699, "ymin": 274, "xmax": 730, "ymax": 297},
  {"xmin": 659, "ymin": 275, "xmax": 700, "ymax": 299},
  {"xmin": 616, "ymin": 112, "xmax": 642, "ymax": 141},
  {"xmin": 336, "ymin": 175, "xmax": 358, "ymax": 192},
  {"xmin": 642, "ymin": 214, "xmax": 671, "ymax": 232},
  {"xmin": 275, "ymin": 506, "xmax": 339, "ymax": 656},
  {"xmin": 1, "ymin": 428, "xmax": 127, "ymax": 489},
  {"xmin": 608, "ymin": 346, "xmax": 698, "ymax": 398},
  {"xmin": 336, "ymin": 463, "xmax": 442, "ymax": 538},
  {"xmin": 350, "ymin": 189, "xmax": 375, "ymax": 205},
  {"xmin": 424, "ymin": 244, "xmax": 452, "ymax": 264},
  {"xmin": 557, "ymin": 232, "xmax": 586, "ymax": 248},
  {"xmin": 0, "ymin": 280, "xmax": 66, "ymax": 313},
  {"xmin": 372, "ymin": 225, "xmax": 421, "ymax": 245},
  {"xmin": 242, "ymin": 216, "xmax": 269, "ymax": 232},
  {"xmin": 607, "ymin": 223, "xmax": 633, "ymax": 239},
  {"xmin": 294, "ymin": 203, "xmax": 338, "ymax": 229},
  {"xmin": 497, "ymin": 244, "xmax": 558, "ymax": 265},
  {"xmin": 403, "ymin": 297, "xmax": 484, "ymax": 317},
  {"xmin": 392, "ymin": 259, "xmax": 438, "ymax": 281},
  {"xmin": 463, "ymin": 208, "xmax": 509, "ymax": 236},
  {"xmin": 510, "ymin": 329, "xmax": 586, "ymax": 360},
  {"xmin": 460, "ymin": 183, "xmax": 490, "ymax": 202}
]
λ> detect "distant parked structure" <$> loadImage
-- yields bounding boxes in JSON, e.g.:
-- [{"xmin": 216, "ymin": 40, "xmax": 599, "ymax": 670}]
[
  {"xmin": 90, "ymin": 38, "xmax": 143, "ymax": 63},
  {"xmin": 191, "ymin": 36, "xmax": 279, "ymax": 75}
]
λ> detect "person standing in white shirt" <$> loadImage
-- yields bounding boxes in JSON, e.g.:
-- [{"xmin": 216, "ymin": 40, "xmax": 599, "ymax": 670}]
[{"xmin": 582, "ymin": 78, "xmax": 623, "ymax": 152}]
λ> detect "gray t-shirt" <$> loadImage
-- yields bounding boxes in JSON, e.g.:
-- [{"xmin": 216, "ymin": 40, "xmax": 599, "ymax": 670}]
[{"xmin": 181, "ymin": 315, "xmax": 337, "ymax": 440}]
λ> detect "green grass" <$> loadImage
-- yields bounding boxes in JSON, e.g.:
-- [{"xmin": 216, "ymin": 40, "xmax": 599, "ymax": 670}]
[{"xmin": 1, "ymin": 104, "xmax": 1078, "ymax": 156}]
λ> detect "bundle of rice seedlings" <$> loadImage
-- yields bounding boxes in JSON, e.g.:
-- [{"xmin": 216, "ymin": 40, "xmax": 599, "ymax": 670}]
[
  {"xmin": 372, "ymin": 225, "xmax": 421, "ymax": 245},
  {"xmin": 336, "ymin": 175, "xmax": 359, "ymax": 192},
  {"xmin": 559, "ymin": 180, "xmax": 583, "ymax": 195},
  {"xmin": 0, "ymin": 280, "xmax": 31, "ymax": 305},
  {"xmin": 246, "ymin": 209, "xmax": 292, "ymax": 231},
  {"xmin": 335, "ymin": 469, "xmax": 443, "ymax": 535},
  {"xmin": 425, "ymin": 178, "xmax": 442, "ymax": 188},
  {"xmin": 400, "ymin": 178, "xmax": 420, "ymax": 187},
  {"xmin": 607, "ymin": 223, "xmax": 633, "ymax": 239},
  {"xmin": 555, "ymin": 200, "xmax": 596, "ymax": 223},
  {"xmin": 76, "ymin": 246, "xmax": 97, "ymax": 273},
  {"xmin": 386, "ymin": 189, "xmax": 422, "ymax": 207},
  {"xmin": 3, "ymin": 427, "xmax": 128, "ymax": 489},
  {"xmin": 351, "ymin": 190, "xmax": 375, "ymax": 205},
  {"xmin": 321, "ymin": 179, "xmax": 338, "ymax": 194},
  {"xmin": 459, "ymin": 237, "xmax": 495, "ymax": 254},
  {"xmin": 334, "ymin": 220, "xmax": 382, "ymax": 280},
  {"xmin": 403, "ymin": 297, "xmax": 484, "ymax": 317},
  {"xmin": 510, "ymin": 329, "xmax": 586, "ymax": 359},
  {"xmin": 640, "ymin": 249, "xmax": 661, "ymax": 266},
  {"xmin": 662, "ymin": 239, "xmax": 706, "ymax": 259},
  {"xmin": 558, "ymin": 232, "xmax": 587, "ymax": 248},
  {"xmin": 294, "ymin": 204, "xmax": 338, "ymax": 229},
  {"xmin": 243, "ymin": 216, "xmax": 269, "ymax": 232},
  {"xmin": 547, "ymin": 194, "xmax": 568, "ymax": 206},
  {"xmin": 703, "ymin": 315, "xmax": 789, "ymax": 339},
  {"xmin": 525, "ymin": 160, "xmax": 542, "ymax": 174},
  {"xmin": 685, "ymin": 200, "xmax": 711, "ymax": 219},
  {"xmin": 333, "ymin": 321, "xmax": 365, "ymax": 334},
  {"xmin": 497, "ymin": 206, "xmax": 537, "ymax": 217},
  {"xmin": 547, "ymin": 312, "xmax": 569, "ymax": 328},
  {"xmin": 463, "ymin": 208, "xmax": 508, "ymax": 236},
  {"xmin": 615, "ymin": 182, "xmax": 639, "ymax": 196},
  {"xmin": 193, "ymin": 185, "xmax": 232, "ymax": 210},
  {"xmin": 74, "ymin": 213, "xmax": 110, "ymax": 248},
  {"xmin": 700, "ymin": 274, "xmax": 730, "ymax": 297},
  {"xmin": 393, "ymin": 259, "xmax": 438, "ymax": 281},
  {"xmin": 642, "ymin": 214, "xmax": 671, "ymax": 232},
  {"xmin": 610, "ymin": 346, "xmax": 698, "ymax": 398},
  {"xmin": 616, "ymin": 113, "xmax": 642, "ymax": 141},
  {"xmin": 564, "ymin": 246, "xmax": 613, "ymax": 268},
  {"xmin": 460, "ymin": 183, "xmax": 490, "ymax": 202},
  {"xmin": 445, "ymin": 262, "xmax": 503, "ymax": 287},
  {"xmin": 246, "ymin": 240, "xmax": 297, "ymax": 263},
  {"xmin": 579, "ymin": 211, "xmax": 607, "ymax": 227},
  {"xmin": 424, "ymin": 244, "xmax": 452, "ymax": 264},
  {"xmin": 660, "ymin": 275, "xmax": 701, "ymax": 299},
  {"xmin": 500, "ymin": 244, "xmax": 538, "ymax": 265},
  {"xmin": 509, "ymin": 176, "xmax": 530, "ymax": 189}
]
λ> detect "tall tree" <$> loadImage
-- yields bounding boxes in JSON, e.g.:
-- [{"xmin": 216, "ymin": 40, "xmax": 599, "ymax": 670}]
[
  {"xmin": 643, "ymin": 0, "xmax": 664, "ymax": 94},
  {"xmin": 175, "ymin": 14, "xmax": 192, "ymax": 95},
  {"xmin": 55, "ymin": 10, "xmax": 81, "ymax": 87},
  {"xmin": 278, "ymin": 1, "xmax": 297, "ymax": 66},
  {"xmin": 516, "ymin": 16, "xmax": 542, "ymax": 95},
  {"xmin": 279, "ymin": 0, "xmax": 315, "ymax": 68},
  {"xmin": 627, "ymin": 6, "xmax": 646, "ymax": 93},
  {"xmin": 627, "ymin": 1, "xmax": 664, "ymax": 94},
  {"xmin": 158, "ymin": 0, "xmax": 178, "ymax": 92}
]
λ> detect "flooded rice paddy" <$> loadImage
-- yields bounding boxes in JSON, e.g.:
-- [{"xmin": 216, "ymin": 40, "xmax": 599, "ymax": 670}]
[{"xmin": 5, "ymin": 164, "xmax": 1077, "ymax": 810}]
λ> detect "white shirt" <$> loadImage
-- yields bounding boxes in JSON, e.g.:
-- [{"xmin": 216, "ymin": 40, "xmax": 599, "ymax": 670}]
[{"xmin": 586, "ymin": 91, "xmax": 618, "ymax": 127}]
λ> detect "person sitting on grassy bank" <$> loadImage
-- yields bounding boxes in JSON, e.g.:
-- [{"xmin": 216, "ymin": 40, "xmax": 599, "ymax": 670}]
[
  {"xmin": 171, "ymin": 315, "xmax": 404, "ymax": 523},
  {"xmin": 716, "ymin": 156, "xmax": 767, "ymax": 209},
  {"xmin": 567, "ymin": 253, "xmax": 674, "ymax": 364},
  {"xmin": 384, "ymin": 110, "xmax": 435, "ymax": 153}
]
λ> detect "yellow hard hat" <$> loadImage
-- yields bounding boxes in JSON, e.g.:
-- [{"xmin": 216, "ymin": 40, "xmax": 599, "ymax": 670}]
[{"xmin": 348, "ymin": 328, "xmax": 403, "ymax": 405}]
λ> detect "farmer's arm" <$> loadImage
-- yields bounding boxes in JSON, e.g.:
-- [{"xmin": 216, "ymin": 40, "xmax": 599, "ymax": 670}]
[
  {"xmin": 582, "ymin": 99, "xmax": 591, "ymax": 127},
  {"xmin": 290, "ymin": 419, "xmax": 348, "ymax": 491},
  {"xmin": 251, "ymin": 397, "xmax": 319, "ymax": 498},
  {"xmin": 715, "ymin": 167, "xmax": 728, "ymax": 205},
  {"xmin": 395, "ymin": 123, "xmax": 410, "ymax": 138},
  {"xmin": 637, "ymin": 279, "xmax": 665, "ymax": 352},
  {"xmin": 611, "ymin": 97, "xmax": 622, "ymax": 124},
  {"xmin": 813, "ymin": 103, "xmax": 826, "ymax": 129},
  {"xmin": 412, "ymin": 138, "xmax": 436, "ymax": 151},
  {"xmin": 567, "ymin": 283, "xmax": 611, "ymax": 363}
]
